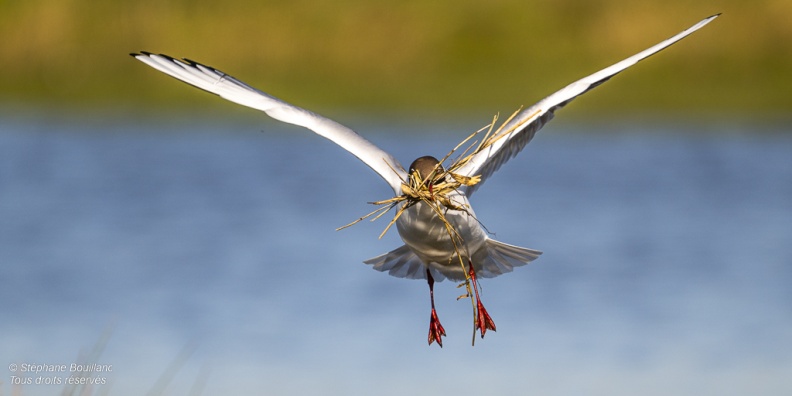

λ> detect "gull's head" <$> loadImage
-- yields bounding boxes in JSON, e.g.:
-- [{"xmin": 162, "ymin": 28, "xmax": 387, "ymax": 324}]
[{"xmin": 408, "ymin": 156, "xmax": 444, "ymax": 187}]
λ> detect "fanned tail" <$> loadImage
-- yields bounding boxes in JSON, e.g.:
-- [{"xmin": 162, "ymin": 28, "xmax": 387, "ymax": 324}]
[{"xmin": 364, "ymin": 239, "xmax": 541, "ymax": 282}]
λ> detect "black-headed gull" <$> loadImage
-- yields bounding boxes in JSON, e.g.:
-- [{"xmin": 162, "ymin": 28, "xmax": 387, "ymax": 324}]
[{"xmin": 132, "ymin": 14, "xmax": 718, "ymax": 347}]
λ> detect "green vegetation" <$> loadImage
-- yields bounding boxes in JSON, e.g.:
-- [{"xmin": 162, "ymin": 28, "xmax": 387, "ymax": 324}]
[{"xmin": 1, "ymin": 0, "xmax": 790, "ymax": 120}]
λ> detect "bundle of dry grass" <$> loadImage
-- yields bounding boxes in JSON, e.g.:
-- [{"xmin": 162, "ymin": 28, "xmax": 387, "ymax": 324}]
[{"xmin": 338, "ymin": 108, "xmax": 526, "ymax": 235}]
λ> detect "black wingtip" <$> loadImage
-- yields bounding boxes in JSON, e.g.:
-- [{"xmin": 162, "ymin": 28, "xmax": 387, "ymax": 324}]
[
  {"xmin": 130, "ymin": 51, "xmax": 156, "ymax": 58},
  {"xmin": 157, "ymin": 53, "xmax": 177, "ymax": 62},
  {"xmin": 182, "ymin": 57, "xmax": 216, "ymax": 71}
]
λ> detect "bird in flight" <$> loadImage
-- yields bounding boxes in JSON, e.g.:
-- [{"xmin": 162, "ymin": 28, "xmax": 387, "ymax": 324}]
[{"xmin": 132, "ymin": 14, "xmax": 718, "ymax": 347}]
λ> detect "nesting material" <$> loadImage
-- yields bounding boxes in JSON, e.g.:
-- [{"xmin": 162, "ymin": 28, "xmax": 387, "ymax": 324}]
[{"xmin": 337, "ymin": 108, "xmax": 525, "ymax": 237}]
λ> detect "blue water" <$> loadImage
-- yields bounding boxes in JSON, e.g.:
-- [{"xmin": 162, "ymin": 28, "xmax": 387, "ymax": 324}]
[{"xmin": 1, "ymin": 115, "xmax": 791, "ymax": 395}]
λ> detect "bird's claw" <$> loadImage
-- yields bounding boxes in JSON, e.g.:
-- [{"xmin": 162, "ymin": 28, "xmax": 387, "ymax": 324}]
[
  {"xmin": 475, "ymin": 299, "xmax": 496, "ymax": 338},
  {"xmin": 428, "ymin": 308, "xmax": 446, "ymax": 347},
  {"xmin": 468, "ymin": 262, "xmax": 496, "ymax": 339}
]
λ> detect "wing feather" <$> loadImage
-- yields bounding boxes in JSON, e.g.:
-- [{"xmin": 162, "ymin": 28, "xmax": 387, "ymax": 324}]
[
  {"xmin": 131, "ymin": 52, "xmax": 407, "ymax": 193},
  {"xmin": 458, "ymin": 14, "xmax": 720, "ymax": 196}
]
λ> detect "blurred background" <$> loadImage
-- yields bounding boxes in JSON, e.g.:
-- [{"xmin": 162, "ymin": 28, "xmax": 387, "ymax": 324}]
[
  {"xmin": 1, "ymin": 0, "xmax": 790, "ymax": 117},
  {"xmin": 2, "ymin": 1, "xmax": 791, "ymax": 395}
]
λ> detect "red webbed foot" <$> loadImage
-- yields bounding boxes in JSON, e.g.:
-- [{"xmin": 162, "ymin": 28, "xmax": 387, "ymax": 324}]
[
  {"xmin": 426, "ymin": 269, "xmax": 446, "ymax": 347},
  {"xmin": 468, "ymin": 262, "xmax": 496, "ymax": 338},
  {"xmin": 475, "ymin": 297, "xmax": 496, "ymax": 337},
  {"xmin": 428, "ymin": 308, "xmax": 447, "ymax": 347}
]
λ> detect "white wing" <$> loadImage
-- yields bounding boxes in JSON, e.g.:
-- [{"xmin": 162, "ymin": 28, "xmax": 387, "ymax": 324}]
[
  {"xmin": 457, "ymin": 14, "xmax": 720, "ymax": 196},
  {"xmin": 131, "ymin": 52, "xmax": 408, "ymax": 194}
]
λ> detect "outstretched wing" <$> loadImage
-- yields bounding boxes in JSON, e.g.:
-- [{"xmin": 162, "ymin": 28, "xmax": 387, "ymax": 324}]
[
  {"xmin": 456, "ymin": 14, "xmax": 719, "ymax": 196},
  {"xmin": 131, "ymin": 52, "xmax": 408, "ymax": 194}
]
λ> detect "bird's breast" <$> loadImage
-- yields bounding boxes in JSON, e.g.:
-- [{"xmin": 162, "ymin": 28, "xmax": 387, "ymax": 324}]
[{"xmin": 395, "ymin": 192, "xmax": 487, "ymax": 265}]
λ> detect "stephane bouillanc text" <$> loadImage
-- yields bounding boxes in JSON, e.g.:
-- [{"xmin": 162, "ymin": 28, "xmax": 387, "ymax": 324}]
[{"xmin": 8, "ymin": 362, "xmax": 112, "ymax": 386}]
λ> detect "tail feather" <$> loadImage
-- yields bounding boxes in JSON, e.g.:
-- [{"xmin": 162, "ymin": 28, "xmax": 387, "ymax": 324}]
[
  {"xmin": 476, "ymin": 239, "xmax": 542, "ymax": 279},
  {"xmin": 364, "ymin": 239, "xmax": 541, "ymax": 282},
  {"xmin": 363, "ymin": 245, "xmax": 447, "ymax": 281}
]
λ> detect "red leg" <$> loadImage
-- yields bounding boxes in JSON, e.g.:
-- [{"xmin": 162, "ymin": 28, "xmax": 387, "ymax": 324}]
[
  {"xmin": 427, "ymin": 269, "xmax": 446, "ymax": 347},
  {"xmin": 469, "ymin": 261, "xmax": 496, "ymax": 338}
]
